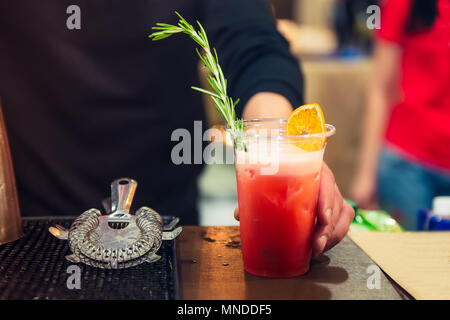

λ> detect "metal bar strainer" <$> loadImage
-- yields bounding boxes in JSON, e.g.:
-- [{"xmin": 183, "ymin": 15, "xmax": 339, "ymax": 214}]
[{"xmin": 49, "ymin": 178, "xmax": 182, "ymax": 269}]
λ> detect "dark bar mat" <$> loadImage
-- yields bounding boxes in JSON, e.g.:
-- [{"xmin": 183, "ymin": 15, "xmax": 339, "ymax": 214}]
[{"xmin": 0, "ymin": 217, "xmax": 179, "ymax": 300}]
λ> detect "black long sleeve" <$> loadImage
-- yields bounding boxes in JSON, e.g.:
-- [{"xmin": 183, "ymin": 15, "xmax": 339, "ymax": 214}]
[
  {"xmin": 0, "ymin": 1, "xmax": 304, "ymax": 225},
  {"xmin": 202, "ymin": 0, "xmax": 304, "ymax": 116}
]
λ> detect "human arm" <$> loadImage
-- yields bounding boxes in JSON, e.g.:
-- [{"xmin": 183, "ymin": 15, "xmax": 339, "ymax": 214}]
[
  {"xmin": 202, "ymin": 0, "xmax": 304, "ymax": 115},
  {"xmin": 203, "ymin": 0, "xmax": 353, "ymax": 255},
  {"xmin": 350, "ymin": 41, "xmax": 402, "ymax": 209}
]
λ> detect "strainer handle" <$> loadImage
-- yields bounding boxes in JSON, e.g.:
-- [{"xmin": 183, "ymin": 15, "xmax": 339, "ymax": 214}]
[{"xmin": 110, "ymin": 178, "xmax": 137, "ymax": 214}]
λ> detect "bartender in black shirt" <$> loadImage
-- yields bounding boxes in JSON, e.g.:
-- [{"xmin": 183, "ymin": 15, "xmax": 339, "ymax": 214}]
[{"xmin": 0, "ymin": 0, "xmax": 354, "ymax": 256}]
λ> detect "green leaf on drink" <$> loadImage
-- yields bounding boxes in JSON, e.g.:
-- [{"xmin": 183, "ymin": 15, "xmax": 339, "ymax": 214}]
[{"xmin": 149, "ymin": 12, "xmax": 245, "ymax": 150}]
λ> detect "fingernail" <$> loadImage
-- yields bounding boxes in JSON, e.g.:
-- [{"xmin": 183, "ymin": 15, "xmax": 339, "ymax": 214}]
[
  {"xmin": 325, "ymin": 208, "xmax": 332, "ymax": 224},
  {"xmin": 318, "ymin": 235, "xmax": 328, "ymax": 254}
]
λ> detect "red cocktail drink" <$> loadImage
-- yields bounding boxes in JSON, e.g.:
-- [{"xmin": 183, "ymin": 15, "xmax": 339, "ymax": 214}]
[{"xmin": 233, "ymin": 119, "xmax": 334, "ymax": 278}]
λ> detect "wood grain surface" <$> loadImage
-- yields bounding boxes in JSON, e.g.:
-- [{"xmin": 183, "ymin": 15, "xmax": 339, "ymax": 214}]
[{"xmin": 177, "ymin": 226, "xmax": 410, "ymax": 300}]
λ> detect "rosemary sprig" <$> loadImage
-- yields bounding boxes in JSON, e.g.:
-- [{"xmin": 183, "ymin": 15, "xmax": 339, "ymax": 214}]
[{"xmin": 149, "ymin": 12, "xmax": 245, "ymax": 147}]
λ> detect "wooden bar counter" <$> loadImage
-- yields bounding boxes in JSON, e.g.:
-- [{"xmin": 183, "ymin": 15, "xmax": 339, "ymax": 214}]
[{"xmin": 177, "ymin": 226, "xmax": 411, "ymax": 300}]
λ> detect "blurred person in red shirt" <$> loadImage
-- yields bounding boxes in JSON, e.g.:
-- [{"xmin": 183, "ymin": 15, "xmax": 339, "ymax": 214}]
[{"xmin": 351, "ymin": 0, "xmax": 450, "ymax": 230}]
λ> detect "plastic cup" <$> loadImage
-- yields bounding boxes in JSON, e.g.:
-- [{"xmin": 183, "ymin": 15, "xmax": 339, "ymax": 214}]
[{"xmin": 230, "ymin": 118, "xmax": 335, "ymax": 278}]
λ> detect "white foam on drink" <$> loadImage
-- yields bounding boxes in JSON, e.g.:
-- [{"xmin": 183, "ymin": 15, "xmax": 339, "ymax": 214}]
[{"xmin": 235, "ymin": 141, "xmax": 324, "ymax": 176}]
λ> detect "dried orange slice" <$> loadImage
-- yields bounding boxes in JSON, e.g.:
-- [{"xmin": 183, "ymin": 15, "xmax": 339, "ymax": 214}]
[{"xmin": 286, "ymin": 103, "xmax": 326, "ymax": 151}]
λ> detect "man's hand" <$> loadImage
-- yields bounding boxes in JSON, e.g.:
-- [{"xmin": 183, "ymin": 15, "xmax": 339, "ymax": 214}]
[
  {"xmin": 311, "ymin": 163, "xmax": 355, "ymax": 256},
  {"xmin": 239, "ymin": 92, "xmax": 354, "ymax": 256},
  {"xmin": 234, "ymin": 163, "xmax": 355, "ymax": 257}
]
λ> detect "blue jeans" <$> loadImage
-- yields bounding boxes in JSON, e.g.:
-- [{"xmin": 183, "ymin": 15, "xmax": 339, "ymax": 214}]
[{"xmin": 377, "ymin": 147, "xmax": 450, "ymax": 230}]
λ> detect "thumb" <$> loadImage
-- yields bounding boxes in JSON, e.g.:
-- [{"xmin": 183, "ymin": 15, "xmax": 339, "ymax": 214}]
[{"xmin": 234, "ymin": 207, "xmax": 240, "ymax": 221}]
